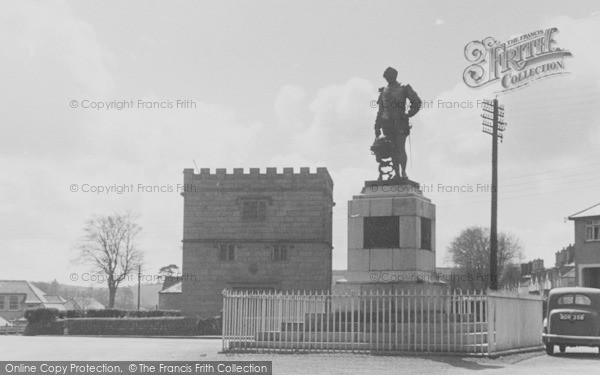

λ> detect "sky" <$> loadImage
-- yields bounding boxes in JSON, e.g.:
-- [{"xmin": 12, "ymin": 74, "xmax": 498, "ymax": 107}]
[{"xmin": 1, "ymin": 0, "xmax": 599, "ymax": 286}]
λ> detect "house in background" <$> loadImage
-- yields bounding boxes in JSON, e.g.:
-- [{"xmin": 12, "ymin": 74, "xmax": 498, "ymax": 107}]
[
  {"xmin": 158, "ymin": 280, "xmax": 182, "ymax": 311},
  {"xmin": 569, "ymin": 202, "xmax": 600, "ymax": 288},
  {"xmin": 63, "ymin": 296, "xmax": 105, "ymax": 311},
  {"xmin": 0, "ymin": 315, "xmax": 12, "ymax": 327},
  {"xmin": 0, "ymin": 280, "xmax": 66, "ymax": 323},
  {"xmin": 520, "ymin": 249, "xmax": 576, "ymax": 295}
]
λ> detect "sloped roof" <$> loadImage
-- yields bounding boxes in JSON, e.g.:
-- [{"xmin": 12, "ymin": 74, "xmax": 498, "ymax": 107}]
[
  {"xmin": 161, "ymin": 276, "xmax": 181, "ymax": 291},
  {"xmin": 159, "ymin": 281, "xmax": 182, "ymax": 294},
  {"xmin": 0, "ymin": 280, "xmax": 47, "ymax": 304},
  {"xmin": 65, "ymin": 296, "xmax": 105, "ymax": 310},
  {"xmin": 43, "ymin": 303, "xmax": 66, "ymax": 311},
  {"xmin": 569, "ymin": 202, "xmax": 600, "ymax": 220},
  {"xmin": 0, "ymin": 316, "xmax": 12, "ymax": 326},
  {"xmin": 44, "ymin": 295, "xmax": 66, "ymax": 303}
]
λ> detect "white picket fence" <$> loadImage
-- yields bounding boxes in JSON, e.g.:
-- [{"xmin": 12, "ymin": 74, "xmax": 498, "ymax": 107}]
[{"xmin": 222, "ymin": 289, "xmax": 542, "ymax": 356}]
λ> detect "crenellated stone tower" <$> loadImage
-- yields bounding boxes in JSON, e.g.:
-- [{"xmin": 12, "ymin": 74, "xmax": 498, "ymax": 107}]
[{"xmin": 180, "ymin": 167, "xmax": 334, "ymax": 316}]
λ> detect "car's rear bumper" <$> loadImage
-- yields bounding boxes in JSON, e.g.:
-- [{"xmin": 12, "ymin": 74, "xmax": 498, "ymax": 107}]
[{"xmin": 542, "ymin": 333, "xmax": 600, "ymax": 346}]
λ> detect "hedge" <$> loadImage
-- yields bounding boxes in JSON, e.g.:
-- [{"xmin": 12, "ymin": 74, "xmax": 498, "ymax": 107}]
[
  {"xmin": 24, "ymin": 308, "xmax": 63, "ymax": 324},
  {"xmin": 24, "ymin": 316, "xmax": 221, "ymax": 336},
  {"xmin": 24, "ymin": 308, "xmax": 183, "ymax": 324}
]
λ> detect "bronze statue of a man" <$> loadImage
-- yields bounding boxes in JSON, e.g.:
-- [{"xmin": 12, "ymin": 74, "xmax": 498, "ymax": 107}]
[{"xmin": 374, "ymin": 67, "xmax": 422, "ymax": 180}]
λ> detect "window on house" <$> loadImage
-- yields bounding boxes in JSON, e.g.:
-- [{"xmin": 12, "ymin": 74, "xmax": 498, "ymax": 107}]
[
  {"xmin": 242, "ymin": 200, "xmax": 267, "ymax": 221},
  {"xmin": 0, "ymin": 296, "xmax": 4, "ymax": 310},
  {"xmin": 421, "ymin": 217, "xmax": 432, "ymax": 250},
  {"xmin": 364, "ymin": 216, "xmax": 400, "ymax": 248},
  {"xmin": 585, "ymin": 220, "xmax": 600, "ymax": 241},
  {"xmin": 9, "ymin": 295, "xmax": 19, "ymax": 311},
  {"xmin": 219, "ymin": 244, "xmax": 235, "ymax": 261},
  {"xmin": 272, "ymin": 245, "xmax": 288, "ymax": 261}
]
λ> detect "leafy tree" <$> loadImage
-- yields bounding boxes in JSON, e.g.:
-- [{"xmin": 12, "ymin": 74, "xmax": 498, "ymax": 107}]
[
  {"xmin": 445, "ymin": 226, "xmax": 523, "ymax": 291},
  {"xmin": 77, "ymin": 212, "xmax": 144, "ymax": 308},
  {"xmin": 158, "ymin": 264, "xmax": 179, "ymax": 277},
  {"xmin": 500, "ymin": 263, "xmax": 522, "ymax": 288}
]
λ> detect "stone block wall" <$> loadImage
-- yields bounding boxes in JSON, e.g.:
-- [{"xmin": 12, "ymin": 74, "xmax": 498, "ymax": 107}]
[
  {"xmin": 181, "ymin": 167, "xmax": 334, "ymax": 317},
  {"xmin": 158, "ymin": 292, "xmax": 183, "ymax": 311}
]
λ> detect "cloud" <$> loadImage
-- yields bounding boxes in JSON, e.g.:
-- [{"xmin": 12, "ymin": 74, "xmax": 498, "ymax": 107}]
[
  {"xmin": 289, "ymin": 78, "xmax": 375, "ymax": 164},
  {"xmin": 0, "ymin": 0, "xmax": 114, "ymax": 95},
  {"xmin": 0, "ymin": 0, "xmax": 272, "ymax": 282},
  {"xmin": 0, "ymin": 0, "xmax": 115, "ymax": 160},
  {"xmin": 275, "ymin": 85, "xmax": 306, "ymax": 129}
]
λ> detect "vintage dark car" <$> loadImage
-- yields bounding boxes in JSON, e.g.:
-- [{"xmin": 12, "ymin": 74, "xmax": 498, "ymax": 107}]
[{"xmin": 542, "ymin": 287, "xmax": 600, "ymax": 355}]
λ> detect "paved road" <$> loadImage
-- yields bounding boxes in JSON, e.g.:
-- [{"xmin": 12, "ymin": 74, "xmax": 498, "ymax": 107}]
[{"xmin": 0, "ymin": 336, "xmax": 598, "ymax": 375}]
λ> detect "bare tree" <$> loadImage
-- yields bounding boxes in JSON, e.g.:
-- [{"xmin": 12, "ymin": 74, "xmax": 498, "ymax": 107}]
[
  {"xmin": 78, "ymin": 212, "xmax": 143, "ymax": 308},
  {"xmin": 445, "ymin": 226, "xmax": 523, "ymax": 291}
]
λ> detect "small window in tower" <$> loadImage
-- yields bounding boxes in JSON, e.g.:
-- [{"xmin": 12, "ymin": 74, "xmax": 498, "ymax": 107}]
[
  {"xmin": 242, "ymin": 200, "xmax": 267, "ymax": 221},
  {"xmin": 219, "ymin": 244, "xmax": 235, "ymax": 261},
  {"xmin": 272, "ymin": 245, "xmax": 288, "ymax": 261}
]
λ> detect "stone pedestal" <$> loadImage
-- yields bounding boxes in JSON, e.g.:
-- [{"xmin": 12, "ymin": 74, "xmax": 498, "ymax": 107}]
[{"xmin": 337, "ymin": 179, "xmax": 440, "ymax": 293}]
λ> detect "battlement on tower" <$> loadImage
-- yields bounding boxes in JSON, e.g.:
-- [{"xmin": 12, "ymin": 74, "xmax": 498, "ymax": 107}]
[{"xmin": 182, "ymin": 167, "xmax": 333, "ymax": 196}]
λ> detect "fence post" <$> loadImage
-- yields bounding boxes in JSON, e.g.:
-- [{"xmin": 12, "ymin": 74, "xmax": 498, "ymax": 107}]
[{"xmin": 487, "ymin": 295, "xmax": 494, "ymax": 355}]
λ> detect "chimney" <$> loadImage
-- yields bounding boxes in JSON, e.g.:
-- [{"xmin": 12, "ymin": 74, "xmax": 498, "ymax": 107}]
[{"xmin": 50, "ymin": 279, "xmax": 59, "ymax": 295}]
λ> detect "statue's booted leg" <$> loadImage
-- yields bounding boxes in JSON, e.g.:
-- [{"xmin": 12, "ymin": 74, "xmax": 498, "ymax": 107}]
[
  {"xmin": 390, "ymin": 141, "xmax": 401, "ymax": 181},
  {"xmin": 398, "ymin": 133, "xmax": 408, "ymax": 179}
]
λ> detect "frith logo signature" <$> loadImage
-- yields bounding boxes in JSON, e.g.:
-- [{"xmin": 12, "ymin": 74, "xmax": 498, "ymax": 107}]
[{"xmin": 463, "ymin": 28, "xmax": 572, "ymax": 91}]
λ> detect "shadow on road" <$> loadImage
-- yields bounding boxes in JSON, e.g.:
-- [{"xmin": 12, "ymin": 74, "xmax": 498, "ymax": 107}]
[
  {"xmin": 550, "ymin": 353, "xmax": 600, "ymax": 360},
  {"xmin": 428, "ymin": 356, "xmax": 504, "ymax": 371}
]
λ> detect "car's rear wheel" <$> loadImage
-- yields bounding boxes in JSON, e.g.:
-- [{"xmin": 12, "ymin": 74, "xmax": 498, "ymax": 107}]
[
  {"xmin": 559, "ymin": 345, "xmax": 566, "ymax": 353},
  {"xmin": 545, "ymin": 344, "xmax": 554, "ymax": 355}
]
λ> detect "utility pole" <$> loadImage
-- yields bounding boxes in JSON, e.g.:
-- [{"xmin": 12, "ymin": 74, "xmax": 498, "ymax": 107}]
[
  {"xmin": 137, "ymin": 265, "xmax": 141, "ymax": 311},
  {"xmin": 482, "ymin": 98, "xmax": 506, "ymax": 291}
]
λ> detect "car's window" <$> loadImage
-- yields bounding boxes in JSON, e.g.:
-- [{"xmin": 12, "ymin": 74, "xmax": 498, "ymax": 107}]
[
  {"xmin": 557, "ymin": 295, "xmax": 573, "ymax": 305},
  {"xmin": 556, "ymin": 294, "xmax": 592, "ymax": 305},
  {"xmin": 574, "ymin": 294, "xmax": 591, "ymax": 305}
]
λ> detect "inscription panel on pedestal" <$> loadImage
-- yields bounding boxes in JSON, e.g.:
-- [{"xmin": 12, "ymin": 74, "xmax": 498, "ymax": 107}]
[{"xmin": 364, "ymin": 216, "xmax": 399, "ymax": 248}]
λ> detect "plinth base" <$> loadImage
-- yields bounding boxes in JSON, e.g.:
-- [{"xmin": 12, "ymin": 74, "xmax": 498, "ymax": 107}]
[
  {"xmin": 347, "ymin": 179, "xmax": 437, "ymax": 282},
  {"xmin": 332, "ymin": 271, "xmax": 448, "ymax": 295},
  {"xmin": 359, "ymin": 180, "xmax": 426, "ymax": 198}
]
